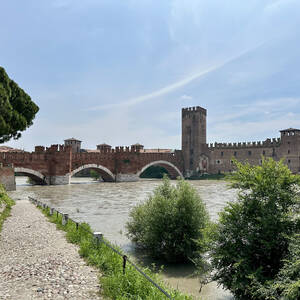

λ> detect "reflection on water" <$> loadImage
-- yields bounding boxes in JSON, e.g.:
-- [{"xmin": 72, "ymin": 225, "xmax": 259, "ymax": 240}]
[{"xmin": 9, "ymin": 177, "xmax": 236, "ymax": 300}]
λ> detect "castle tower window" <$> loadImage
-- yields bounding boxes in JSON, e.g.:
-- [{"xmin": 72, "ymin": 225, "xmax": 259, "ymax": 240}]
[
  {"xmin": 288, "ymin": 159, "xmax": 291, "ymax": 163},
  {"xmin": 288, "ymin": 150, "xmax": 290, "ymax": 154},
  {"xmin": 221, "ymin": 151, "xmax": 224, "ymax": 157},
  {"xmin": 262, "ymin": 150, "xmax": 265, "ymax": 155},
  {"xmin": 234, "ymin": 151, "xmax": 237, "ymax": 157},
  {"xmin": 230, "ymin": 160, "xmax": 234, "ymax": 165},
  {"xmin": 216, "ymin": 160, "xmax": 220, "ymax": 164},
  {"xmin": 248, "ymin": 151, "xmax": 252, "ymax": 156}
]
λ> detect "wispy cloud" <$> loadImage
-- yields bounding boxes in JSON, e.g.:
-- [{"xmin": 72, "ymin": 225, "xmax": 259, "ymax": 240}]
[
  {"xmin": 210, "ymin": 97, "xmax": 300, "ymax": 124},
  {"xmin": 181, "ymin": 94, "xmax": 193, "ymax": 100},
  {"xmin": 209, "ymin": 113, "xmax": 300, "ymax": 144},
  {"xmin": 86, "ymin": 42, "xmax": 266, "ymax": 111}
]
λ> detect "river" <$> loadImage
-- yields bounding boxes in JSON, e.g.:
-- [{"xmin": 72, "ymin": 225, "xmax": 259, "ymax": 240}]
[{"xmin": 9, "ymin": 177, "xmax": 236, "ymax": 300}]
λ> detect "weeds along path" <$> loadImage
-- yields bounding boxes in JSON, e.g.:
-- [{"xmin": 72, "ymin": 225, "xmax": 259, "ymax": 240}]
[{"xmin": 0, "ymin": 199, "xmax": 102, "ymax": 300}]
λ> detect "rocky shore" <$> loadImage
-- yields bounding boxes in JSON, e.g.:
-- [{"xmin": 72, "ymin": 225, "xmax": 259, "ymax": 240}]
[{"xmin": 0, "ymin": 199, "xmax": 102, "ymax": 299}]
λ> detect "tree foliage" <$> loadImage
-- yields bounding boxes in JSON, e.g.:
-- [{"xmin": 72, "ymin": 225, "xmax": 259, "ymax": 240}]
[
  {"xmin": 252, "ymin": 234, "xmax": 300, "ymax": 299},
  {"xmin": 90, "ymin": 169, "xmax": 101, "ymax": 180},
  {"xmin": 140, "ymin": 165, "xmax": 169, "ymax": 178},
  {"xmin": 211, "ymin": 158, "xmax": 300, "ymax": 299},
  {"xmin": 126, "ymin": 176, "xmax": 211, "ymax": 263},
  {"xmin": 0, "ymin": 66, "xmax": 39, "ymax": 143}
]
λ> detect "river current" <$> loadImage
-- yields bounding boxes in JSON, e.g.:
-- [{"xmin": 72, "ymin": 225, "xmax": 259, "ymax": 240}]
[{"xmin": 9, "ymin": 177, "xmax": 236, "ymax": 300}]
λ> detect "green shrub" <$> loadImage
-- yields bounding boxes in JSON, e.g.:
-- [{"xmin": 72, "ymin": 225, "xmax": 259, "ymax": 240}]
[
  {"xmin": 140, "ymin": 165, "xmax": 169, "ymax": 178},
  {"xmin": 90, "ymin": 169, "xmax": 100, "ymax": 180},
  {"xmin": 0, "ymin": 184, "xmax": 15, "ymax": 232},
  {"xmin": 211, "ymin": 158, "xmax": 300, "ymax": 299},
  {"xmin": 126, "ymin": 176, "xmax": 211, "ymax": 263},
  {"xmin": 251, "ymin": 234, "xmax": 300, "ymax": 299}
]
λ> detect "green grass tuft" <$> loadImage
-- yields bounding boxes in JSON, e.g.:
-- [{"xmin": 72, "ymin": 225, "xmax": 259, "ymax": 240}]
[{"xmin": 0, "ymin": 185, "xmax": 15, "ymax": 233}]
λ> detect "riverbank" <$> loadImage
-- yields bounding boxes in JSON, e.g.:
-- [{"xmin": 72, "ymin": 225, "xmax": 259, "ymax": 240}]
[
  {"xmin": 0, "ymin": 185, "xmax": 15, "ymax": 232},
  {"xmin": 9, "ymin": 177, "xmax": 234, "ymax": 299},
  {"xmin": 0, "ymin": 199, "xmax": 101, "ymax": 299}
]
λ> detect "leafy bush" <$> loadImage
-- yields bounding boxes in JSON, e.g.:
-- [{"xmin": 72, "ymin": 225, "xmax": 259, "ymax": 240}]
[
  {"xmin": 90, "ymin": 169, "xmax": 101, "ymax": 181},
  {"xmin": 251, "ymin": 234, "xmax": 300, "ymax": 299},
  {"xmin": 140, "ymin": 165, "xmax": 169, "ymax": 178},
  {"xmin": 0, "ymin": 184, "xmax": 15, "ymax": 232},
  {"xmin": 126, "ymin": 176, "xmax": 211, "ymax": 263},
  {"xmin": 211, "ymin": 158, "xmax": 300, "ymax": 299}
]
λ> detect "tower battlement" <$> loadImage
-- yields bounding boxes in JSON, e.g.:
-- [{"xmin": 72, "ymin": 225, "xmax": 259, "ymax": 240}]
[{"xmin": 182, "ymin": 106, "xmax": 206, "ymax": 118}]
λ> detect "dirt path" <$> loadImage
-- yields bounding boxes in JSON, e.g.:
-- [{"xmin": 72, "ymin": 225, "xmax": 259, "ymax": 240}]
[{"xmin": 0, "ymin": 200, "xmax": 102, "ymax": 300}]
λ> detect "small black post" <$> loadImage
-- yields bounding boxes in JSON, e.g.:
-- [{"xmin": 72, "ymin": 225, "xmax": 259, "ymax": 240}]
[
  {"xmin": 93, "ymin": 232, "xmax": 103, "ymax": 246},
  {"xmin": 123, "ymin": 255, "xmax": 127, "ymax": 275},
  {"xmin": 76, "ymin": 222, "xmax": 79, "ymax": 230}
]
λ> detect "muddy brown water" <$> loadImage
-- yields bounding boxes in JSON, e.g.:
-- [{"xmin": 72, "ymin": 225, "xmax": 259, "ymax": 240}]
[{"xmin": 9, "ymin": 177, "xmax": 235, "ymax": 300}]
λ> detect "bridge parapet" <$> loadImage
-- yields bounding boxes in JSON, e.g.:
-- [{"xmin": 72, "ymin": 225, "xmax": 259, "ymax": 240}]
[{"xmin": 34, "ymin": 144, "xmax": 71, "ymax": 153}]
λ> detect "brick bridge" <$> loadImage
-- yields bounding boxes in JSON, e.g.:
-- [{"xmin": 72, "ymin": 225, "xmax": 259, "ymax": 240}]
[{"xmin": 0, "ymin": 144, "xmax": 183, "ymax": 185}]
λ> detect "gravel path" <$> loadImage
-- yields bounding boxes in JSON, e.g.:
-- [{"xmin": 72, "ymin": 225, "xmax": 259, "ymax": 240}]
[{"xmin": 0, "ymin": 200, "xmax": 102, "ymax": 300}]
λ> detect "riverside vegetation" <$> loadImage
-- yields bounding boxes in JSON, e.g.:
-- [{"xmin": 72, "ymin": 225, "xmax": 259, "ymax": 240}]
[
  {"xmin": 211, "ymin": 158, "xmax": 300, "ymax": 299},
  {"xmin": 127, "ymin": 159, "xmax": 300, "ymax": 299},
  {"xmin": 126, "ymin": 176, "xmax": 212, "ymax": 264},
  {"xmin": 0, "ymin": 184, "xmax": 15, "ymax": 232},
  {"xmin": 40, "ymin": 206, "xmax": 193, "ymax": 300}
]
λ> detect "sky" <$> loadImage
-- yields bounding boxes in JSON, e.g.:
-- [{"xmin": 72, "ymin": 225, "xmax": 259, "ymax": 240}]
[{"xmin": 1, "ymin": 0, "xmax": 300, "ymax": 151}]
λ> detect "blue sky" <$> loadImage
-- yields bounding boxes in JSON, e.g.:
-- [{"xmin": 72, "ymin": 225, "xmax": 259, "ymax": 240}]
[{"xmin": 1, "ymin": 0, "xmax": 300, "ymax": 151}]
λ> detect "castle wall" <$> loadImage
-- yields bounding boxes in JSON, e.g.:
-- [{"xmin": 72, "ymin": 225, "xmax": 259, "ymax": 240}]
[
  {"xmin": 181, "ymin": 106, "xmax": 300, "ymax": 175},
  {"xmin": 208, "ymin": 132, "xmax": 300, "ymax": 174}
]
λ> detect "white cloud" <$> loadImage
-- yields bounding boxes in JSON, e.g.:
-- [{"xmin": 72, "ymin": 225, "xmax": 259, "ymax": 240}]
[
  {"xmin": 210, "ymin": 97, "xmax": 300, "ymax": 124},
  {"xmin": 209, "ymin": 114, "xmax": 300, "ymax": 144},
  {"xmin": 181, "ymin": 94, "xmax": 193, "ymax": 100}
]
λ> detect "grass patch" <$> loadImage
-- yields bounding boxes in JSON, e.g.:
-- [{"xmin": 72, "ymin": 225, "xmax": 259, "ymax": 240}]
[
  {"xmin": 0, "ymin": 185, "xmax": 15, "ymax": 233},
  {"xmin": 39, "ymin": 206, "xmax": 194, "ymax": 300}
]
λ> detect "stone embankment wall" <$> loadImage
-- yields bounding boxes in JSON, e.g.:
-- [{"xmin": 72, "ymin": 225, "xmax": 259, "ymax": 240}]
[{"xmin": 0, "ymin": 166, "xmax": 16, "ymax": 191}]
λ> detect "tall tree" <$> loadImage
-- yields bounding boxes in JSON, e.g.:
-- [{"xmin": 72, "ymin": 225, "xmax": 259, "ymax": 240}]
[
  {"xmin": 0, "ymin": 66, "xmax": 39, "ymax": 143},
  {"xmin": 211, "ymin": 158, "xmax": 300, "ymax": 299}
]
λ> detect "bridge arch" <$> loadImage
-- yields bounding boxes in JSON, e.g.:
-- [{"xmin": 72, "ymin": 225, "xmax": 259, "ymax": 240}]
[
  {"xmin": 68, "ymin": 164, "xmax": 115, "ymax": 182},
  {"xmin": 137, "ymin": 160, "xmax": 183, "ymax": 179},
  {"xmin": 14, "ymin": 167, "xmax": 46, "ymax": 185}
]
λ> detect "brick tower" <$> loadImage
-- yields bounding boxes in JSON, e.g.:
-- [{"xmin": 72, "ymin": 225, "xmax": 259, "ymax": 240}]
[{"xmin": 182, "ymin": 106, "xmax": 208, "ymax": 177}]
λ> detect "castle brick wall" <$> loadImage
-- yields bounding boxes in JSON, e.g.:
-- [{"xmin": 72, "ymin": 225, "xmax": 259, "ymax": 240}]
[{"xmin": 181, "ymin": 106, "xmax": 300, "ymax": 175}]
